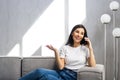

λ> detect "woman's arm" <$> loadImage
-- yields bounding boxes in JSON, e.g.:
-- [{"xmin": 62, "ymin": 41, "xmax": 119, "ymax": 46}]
[
  {"xmin": 46, "ymin": 45, "xmax": 65, "ymax": 69},
  {"xmin": 87, "ymin": 47, "xmax": 96, "ymax": 67},
  {"xmin": 85, "ymin": 38, "xmax": 96, "ymax": 67}
]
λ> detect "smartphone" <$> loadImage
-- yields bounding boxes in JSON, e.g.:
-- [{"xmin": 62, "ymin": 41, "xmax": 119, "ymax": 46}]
[{"xmin": 82, "ymin": 37, "xmax": 88, "ymax": 45}]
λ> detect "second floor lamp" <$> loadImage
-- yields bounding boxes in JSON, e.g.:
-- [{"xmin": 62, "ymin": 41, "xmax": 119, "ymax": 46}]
[
  {"xmin": 112, "ymin": 27, "xmax": 120, "ymax": 80},
  {"xmin": 100, "ymin": 14, "xmax": 111, "ymax": 80}
]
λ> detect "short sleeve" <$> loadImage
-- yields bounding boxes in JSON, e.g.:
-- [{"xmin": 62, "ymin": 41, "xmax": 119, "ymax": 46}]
[{"xmin": 59, "ymin": 46, "xmax": 66, "ymax": 58}]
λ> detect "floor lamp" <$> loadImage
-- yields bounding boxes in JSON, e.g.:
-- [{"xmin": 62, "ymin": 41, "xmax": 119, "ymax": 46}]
[
  {"xmin": 112, "ymin": 28, "xmax": 120, "ymax": 80},
  {"xmin": 100, "ymin": 14, "xmax": 111, "ymax": 80},
  {"xmin": 109, "ymin": 1, "xmax": 119, "ymax": 80},
  {"xmin": 110, "ymin": 1, "xmax": 119, "ymax": 28}
]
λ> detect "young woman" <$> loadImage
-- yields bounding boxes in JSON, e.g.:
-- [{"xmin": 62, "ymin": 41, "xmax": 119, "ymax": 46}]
[{"xmin": 19, "ymin": 24, "xmax": 96, "ymax": 80}]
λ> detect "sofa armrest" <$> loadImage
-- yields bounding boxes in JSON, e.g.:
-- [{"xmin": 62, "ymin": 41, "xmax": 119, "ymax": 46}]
[
  {"xmin": 0, "ymin": 57, "xmax": 21, "ymax": 80},
  {"xmin": 77, "ymin": 64, "xmax": 105, "ymax": 80}
]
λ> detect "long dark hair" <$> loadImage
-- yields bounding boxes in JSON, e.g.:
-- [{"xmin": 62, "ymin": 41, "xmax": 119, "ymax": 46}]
[{"xmin": 66, "ymin": 24, "xmax": 88, "ymax": 46}]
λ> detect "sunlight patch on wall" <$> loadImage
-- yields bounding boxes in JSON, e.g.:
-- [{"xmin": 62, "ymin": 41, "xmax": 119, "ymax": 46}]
[
  {"xmin": 69, "ymin": 0, "xmax": 86, "ymax": 34},
  {"xmin": 7, "ymin": 43, "xmax": 20, "ymax": 56},
  {"xmin": 22, "ymin": 0, "xmax": 65, "ymax": 57}
]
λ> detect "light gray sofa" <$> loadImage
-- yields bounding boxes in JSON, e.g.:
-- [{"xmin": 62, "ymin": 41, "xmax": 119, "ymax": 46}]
[{"xmin": 0, "ymin": 56, "xmax": 105, "ymax": 80}]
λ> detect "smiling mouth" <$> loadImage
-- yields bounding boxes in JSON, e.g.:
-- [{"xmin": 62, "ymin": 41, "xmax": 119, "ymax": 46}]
[
  {"xmin": 75, "ymin": 37, "xmax": 82, "ymax": 40},
  {"xmin": 75, "ymin": 38, "xmax": 81, "ymax": 41}
]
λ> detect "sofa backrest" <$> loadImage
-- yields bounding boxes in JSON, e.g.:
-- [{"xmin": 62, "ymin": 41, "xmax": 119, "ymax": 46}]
[
  {"xmin": 0, "ymin": 56, "xmax": 56, "ymax": 80},
  {"xmin": 0, "ymin": 57, "xmax": 21, "ymax": 80},
  {"xmin": 21, "ymin": 57, "xmax": 56, "ymax": 77}
]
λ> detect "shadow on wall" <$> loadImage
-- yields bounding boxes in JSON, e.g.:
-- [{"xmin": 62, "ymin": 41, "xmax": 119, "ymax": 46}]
[{"xmin": 0, "ymin": 0, "xmax": 53, "ymax": 56}]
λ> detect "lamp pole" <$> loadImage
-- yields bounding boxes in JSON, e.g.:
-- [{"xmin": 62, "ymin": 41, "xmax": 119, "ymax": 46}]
[
  {"xmin": 112, "ymin": 10, "xmax": 116, "ymax": 80},
  {"xmin": 104, "ymin": 23, "xmax": 107, "ymax": 70},
  {"xmin": 115, "ymin": 38, "xmax": 118, "ymax": 80}
]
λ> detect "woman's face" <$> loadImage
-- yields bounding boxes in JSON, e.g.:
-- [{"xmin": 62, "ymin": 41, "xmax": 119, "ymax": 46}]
[{"xmin": 72, "ymin": 28, "xmax": 85, "ymax": 44}]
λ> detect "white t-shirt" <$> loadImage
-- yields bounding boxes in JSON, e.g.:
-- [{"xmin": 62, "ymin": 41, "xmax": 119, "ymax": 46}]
[{"xmin": 59, "ymin": 45, "xmax": 89, "ymax": 72}]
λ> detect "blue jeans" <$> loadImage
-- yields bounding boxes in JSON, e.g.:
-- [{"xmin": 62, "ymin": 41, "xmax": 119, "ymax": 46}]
[
  {"xmin": 58, "ymin": 68, "xmax": 77, "ymax": 80},
  {"xmin": 19, "ymin": 68, "xmax": 77, "ymax": 80}
]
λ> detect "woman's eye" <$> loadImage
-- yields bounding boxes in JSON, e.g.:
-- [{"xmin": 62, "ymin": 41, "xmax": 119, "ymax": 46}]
[
  {"xmin": 75, "ymin": 30, "xmax": 79, "ymax": 33},
  {"xmin": 81, "ymin": 32, "xmax": 84, "ymax": 35}
]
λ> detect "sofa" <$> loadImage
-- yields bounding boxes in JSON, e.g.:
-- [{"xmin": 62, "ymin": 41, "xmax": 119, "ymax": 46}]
[{"xmin": 0, "ymin": 56, "xmax": 105, "ymax": 80}]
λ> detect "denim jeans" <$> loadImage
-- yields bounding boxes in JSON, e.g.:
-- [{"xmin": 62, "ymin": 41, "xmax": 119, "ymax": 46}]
[
  {"xmin": 19, "ymin": 68, "xmax": 77, "ymax": 80},
  {"xmin": 58, "ymin": 68, "xmax": 77, "ymax": 80}
]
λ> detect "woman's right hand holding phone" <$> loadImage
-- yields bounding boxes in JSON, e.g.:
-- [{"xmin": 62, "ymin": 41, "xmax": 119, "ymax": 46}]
[{"xmin": 84, "ymin": 37, "xmax": 93, "ymax": 50}]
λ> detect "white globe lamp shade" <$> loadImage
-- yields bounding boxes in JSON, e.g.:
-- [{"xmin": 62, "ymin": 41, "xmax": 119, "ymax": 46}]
[
  {"xmin": 110, "ymin": 1, "xmax": 119, "ymax": 11},
  {"xmin": 100, "ymin": 14, "xmax": 111, "ymax": 24},
  {"xmin": 112, "ymin": 28, "xmax": 120, "ymax": 38}
]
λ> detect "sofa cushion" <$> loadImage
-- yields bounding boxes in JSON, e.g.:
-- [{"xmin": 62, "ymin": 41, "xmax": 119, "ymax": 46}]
[
  {"xmin": 0, "ymin": 57, "xmax": 21, "ymax": 80},
  {"xmin": 77, "ymin": 64, "xmax": 105, "ymax": 80},
  {"xmin": 21, "ymin": 57, "xmax": 56, "ymax": 76}
]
